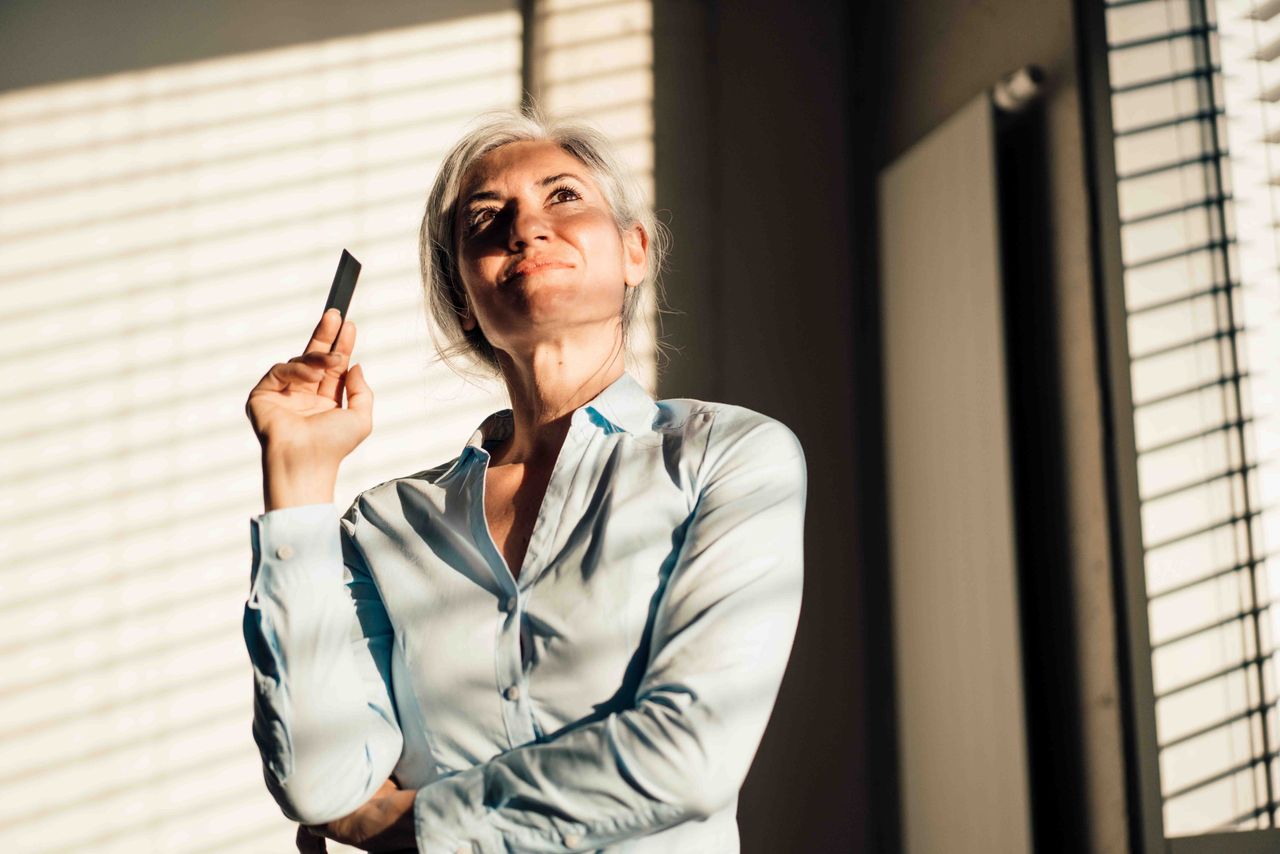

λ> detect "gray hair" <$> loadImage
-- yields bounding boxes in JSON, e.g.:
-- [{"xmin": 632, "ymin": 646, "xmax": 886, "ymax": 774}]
[{"xmin": 418, "ymin": 105, "xmax": 672, "ymax": 380}]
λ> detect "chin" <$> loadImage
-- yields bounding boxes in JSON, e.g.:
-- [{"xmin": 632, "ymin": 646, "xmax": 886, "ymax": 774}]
[
  {"xmin": 515, "ymin": 276, "xmax": 594, "ymax": 309},
  {"xmin": 496, "ymin": 299, "xmax": 623, "ymax": 340}
]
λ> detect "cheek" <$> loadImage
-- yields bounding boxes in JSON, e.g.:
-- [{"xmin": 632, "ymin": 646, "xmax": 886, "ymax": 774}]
[
  {"xmin": 572, "ymin": 217, "xmax": 626, "ymax": 278},
  {"xmin": 457, "ymin": 248, "xmax": 503, "ymax": 291}
]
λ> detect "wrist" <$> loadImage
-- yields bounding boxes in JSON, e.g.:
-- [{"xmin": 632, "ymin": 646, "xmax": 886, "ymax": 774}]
[
  {"xmin": 329, "ymin": 788, "xmax": 419, "ymax": 852},
  {"xmin": 373, "ymin": 789, "xmax": 419, "ymax": 851},
  {"xmin": 261, "ymin": 446, "xmax": 338, "ymax": 512}
]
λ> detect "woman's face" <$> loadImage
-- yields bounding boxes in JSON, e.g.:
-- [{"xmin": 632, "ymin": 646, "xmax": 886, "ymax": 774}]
[{"xmin": 453, "ymin": 139, "xmax": 647, "ymax": 355}]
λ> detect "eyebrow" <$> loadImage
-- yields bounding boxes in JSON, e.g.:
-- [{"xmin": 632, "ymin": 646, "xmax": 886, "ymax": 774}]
[{"xmin": 461, "ymin": 173, "xmax": 588, "ymax": 209}]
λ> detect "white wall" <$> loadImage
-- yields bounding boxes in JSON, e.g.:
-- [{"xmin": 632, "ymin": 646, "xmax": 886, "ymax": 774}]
[
  {"xmin": 2, "ymin": 1, "xmax": 662, "ymax": 851},
  {"xmin": 0, "ymin": 6, "xmax": 523, "ymax": 852}
]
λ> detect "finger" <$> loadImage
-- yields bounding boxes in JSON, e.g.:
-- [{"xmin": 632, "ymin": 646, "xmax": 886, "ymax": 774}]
[
  {"xmin": 270, "ymin": 351, "xmax": 341, "ymax": 400},
  {"xmin": 288, "ymin": 351, "xmax": 343, "ymax": 368},
  {"xmin": 333, "ymin": 370, "xmax": 347, "ymax": 409},
  {"xmin": 253, "ymin": 360, "xmax": 327, "ymax": 395},
  {"xmin": 345, "ymin": 363, "xmax": 373, "ymax": 418},
  {"xmin": 287, "ymin": 352, "xmax": 342, "ymax": 369},
  {"xmin": 302, "ymin": 308, "xmax": 344, "ymax": 357},
  {"xmin": 318, "ymin": 321, "xmax": 356, "ymax": 402},
  {"xmin": 331, "ymin": 314, "xmax": 357, "ymax": 358}
]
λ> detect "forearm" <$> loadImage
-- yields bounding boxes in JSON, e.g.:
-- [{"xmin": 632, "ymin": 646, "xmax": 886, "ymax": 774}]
[
  {"xmin": 244, "ymin": 502, "xmax": 403, "ymax": 824},
  {"xmin": 414, "ymin": 716, "xmax": 688, "ymax": 852},
  {"xmin": 408, "ymin": 680, "xmax": 783, "ymax": 853},
  {"xmin": 297, "ymin": 697, "xmax": 706, "ymax": 854},
  {"xmin": 313, "ymin": 676, "xmax": 770, "ymax": 854}
]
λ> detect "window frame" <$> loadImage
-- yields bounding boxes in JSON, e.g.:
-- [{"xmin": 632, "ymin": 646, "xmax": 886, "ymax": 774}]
[{"xmin": 1075, "ymin": 0, "xmax": 1280, "ymax": 850}]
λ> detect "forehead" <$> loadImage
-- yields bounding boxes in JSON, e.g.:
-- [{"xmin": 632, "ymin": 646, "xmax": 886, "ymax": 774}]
[{"xmin": 460, "ymin": 140, "xmax": 595, "ymax": 195}]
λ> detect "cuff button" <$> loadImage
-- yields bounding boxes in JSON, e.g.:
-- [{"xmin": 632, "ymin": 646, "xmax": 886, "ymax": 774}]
[
  {"xmin": 275, "ymin": 544, "xmax": 295, "ymax": 560},
  {"xmin": 564, "ymin": 833, "xmax": 582, "ymax": 848}
]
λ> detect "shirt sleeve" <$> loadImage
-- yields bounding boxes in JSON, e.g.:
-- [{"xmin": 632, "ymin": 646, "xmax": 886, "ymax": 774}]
[
  {"xmin": 413, "ymin": 415, "xmax": 809, "ymax": 853},
  {"xmin": 241, "ymin": 498, "xmax": 404, "ymax": 825}
]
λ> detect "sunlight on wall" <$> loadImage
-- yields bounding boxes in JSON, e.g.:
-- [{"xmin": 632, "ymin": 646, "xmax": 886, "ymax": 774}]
[
  {"xmin": 532, "ymin": 0, "xmax": 659, "ymax": 379},
  {"xmin": 0, "ymin": 13, "xmax": 524, "ymax": 853}
]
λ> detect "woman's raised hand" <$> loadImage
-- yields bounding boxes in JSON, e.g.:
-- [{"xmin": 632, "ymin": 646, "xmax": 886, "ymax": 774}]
[{"xmin": 245, "ymin": 308, "xmax": 374, "ymax": 510}]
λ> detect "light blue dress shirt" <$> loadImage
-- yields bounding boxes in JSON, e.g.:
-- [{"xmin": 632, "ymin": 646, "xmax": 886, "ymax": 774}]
[{"xmin": 242, "ymin": 369, "xmax": 808, "ymax": 853}]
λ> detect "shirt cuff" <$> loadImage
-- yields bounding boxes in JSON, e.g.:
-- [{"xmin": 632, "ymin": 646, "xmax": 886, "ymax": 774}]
[
  {"xmin": 414, "ymin": 770, "xmax": 505, "ymax": 854},
  {"xmin": 248, "ymin": 502, "xmax": 342, "ymax": 598}
]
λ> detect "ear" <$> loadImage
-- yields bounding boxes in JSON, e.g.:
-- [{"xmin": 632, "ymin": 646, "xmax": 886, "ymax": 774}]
[
  {"xmin": 621, "ymin": 223, "xmax": 649, "ymax": 288},
  {"xmin": 459, "ymin": 296, "xmax": 477, "ymax": 332}
]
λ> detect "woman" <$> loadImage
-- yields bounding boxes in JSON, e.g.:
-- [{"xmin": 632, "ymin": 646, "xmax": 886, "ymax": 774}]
[{"xmin": 242, "ymin": 108, "xmax": 808, "ymax": 853}]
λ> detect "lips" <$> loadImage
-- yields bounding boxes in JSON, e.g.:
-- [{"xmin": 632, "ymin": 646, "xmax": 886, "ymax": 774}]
[{"xmin": 502, "ymin": 256, "xmax": 572, "ymax": 284}]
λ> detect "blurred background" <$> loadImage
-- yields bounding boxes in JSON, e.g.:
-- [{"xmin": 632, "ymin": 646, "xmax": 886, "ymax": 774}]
[{"xmin": 3, "ymin": 0, "xmax": 1280, "ymax": 852}]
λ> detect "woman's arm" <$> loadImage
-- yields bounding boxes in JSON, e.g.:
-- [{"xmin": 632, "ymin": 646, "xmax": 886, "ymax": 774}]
[
  {"xmin": 242, "ymin": 498, "xmax": 404, "ymax": 825},
  {"xmin": 340, "ymin": 415, "xmax": 808, "ymax": 853}
]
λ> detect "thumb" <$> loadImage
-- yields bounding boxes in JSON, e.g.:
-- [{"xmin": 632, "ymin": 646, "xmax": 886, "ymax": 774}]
[{"xmin": 345, "ymin": 363, "xmax": 373, "ymax": 414}]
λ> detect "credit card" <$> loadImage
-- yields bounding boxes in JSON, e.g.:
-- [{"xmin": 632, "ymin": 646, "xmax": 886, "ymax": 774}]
[{"xmin": 324, "ymin": 249, "xmax": 361, "ymax": 353}]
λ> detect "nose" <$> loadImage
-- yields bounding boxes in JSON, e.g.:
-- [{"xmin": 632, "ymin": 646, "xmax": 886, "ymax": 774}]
[{"xmin": 506, "ymin": 202, "xmax": 551, "ymax": 251}]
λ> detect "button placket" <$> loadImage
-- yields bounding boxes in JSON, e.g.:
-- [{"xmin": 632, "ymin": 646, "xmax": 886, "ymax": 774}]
[
  {"xmin": 515, "ymin": 416, "xmax": 588, "ymax": 594},
  {"xmin": 489, "ymin": 415, "xmax": 589, "ymax": 748},
  {"xmin": 496, "ymin": 586, "xmax": 533, "ymax": 745}
]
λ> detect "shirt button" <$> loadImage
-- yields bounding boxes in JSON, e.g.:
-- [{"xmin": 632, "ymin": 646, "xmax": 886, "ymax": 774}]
[
  {"xmin": 564, "ymin": 833, "xmax": 583, "ymax": 848},
  {"xmin": 454, "ymin": 846, "xmax": 470, "ymax": 854},
  {"xmin": 504, "ymin": 685, "xmax": 520, "ymax": 701},
  {"xmin": 501, "ymin": 596, "xmax": 515, "ymax": 612},
  {"xmin": 275, "ymin": 544, "xmax": 295, "ymax": 560}
]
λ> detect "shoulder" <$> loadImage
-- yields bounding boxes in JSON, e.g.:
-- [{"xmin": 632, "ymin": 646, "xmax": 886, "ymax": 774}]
[
  {"xmin": 341, "ymin": 457, "xmax": 460, "ymax": 525},
  {"xmin": 653, "ymin": 395, "xmax": 806, "ymax": 480}
]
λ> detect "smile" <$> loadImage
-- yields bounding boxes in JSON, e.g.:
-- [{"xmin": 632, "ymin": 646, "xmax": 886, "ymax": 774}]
[{"xmin": 503, "ymin": 258, "xmax": 573, "ymax": 283}]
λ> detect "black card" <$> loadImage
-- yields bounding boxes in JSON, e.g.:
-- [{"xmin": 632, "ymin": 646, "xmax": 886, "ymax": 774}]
[{"xmin": 324, "ymin": 249, "xmax": 361, "ymax": 352}]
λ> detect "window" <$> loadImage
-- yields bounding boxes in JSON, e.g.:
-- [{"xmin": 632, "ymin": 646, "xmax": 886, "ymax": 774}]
[{"xmin": 1098, "ymin": 0, "xmax": 1280, "ymax": 847}]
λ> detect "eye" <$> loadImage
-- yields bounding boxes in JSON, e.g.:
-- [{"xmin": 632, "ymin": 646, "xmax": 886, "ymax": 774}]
[
  {"xmin": 550, "ymin": 184, "xmax": 582, "ymax": 203},
  {"xmin": 465, "ymin": 207, "xmax": 497, "ymax": 233}
]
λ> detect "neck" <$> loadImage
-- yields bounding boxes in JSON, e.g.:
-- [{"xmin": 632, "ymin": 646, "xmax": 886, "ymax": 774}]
[{"xmin": 491, "ymin": 332, "xmax": 626, "ymax": 467}]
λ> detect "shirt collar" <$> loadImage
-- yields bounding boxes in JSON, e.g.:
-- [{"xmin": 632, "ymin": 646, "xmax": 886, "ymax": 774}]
[
  {"xmin": 439, "ymin": 370, "xmax": 657, "ymax": 480},
  {"xmin": 576, "ymin": 369, "xmax": 658, "ymax": 436}
]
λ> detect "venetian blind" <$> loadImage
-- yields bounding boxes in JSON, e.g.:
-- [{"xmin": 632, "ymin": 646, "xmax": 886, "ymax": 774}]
[{"xmin": 1104, "ymin": 0, "xmax": 1280, "ymax": 837}]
